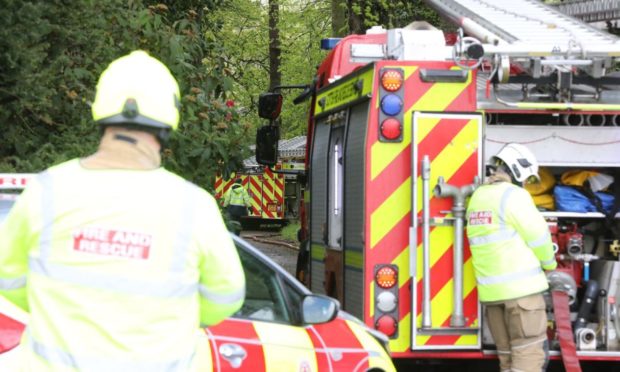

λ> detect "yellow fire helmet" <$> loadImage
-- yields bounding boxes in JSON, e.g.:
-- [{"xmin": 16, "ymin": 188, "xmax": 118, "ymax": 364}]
[{"xmin": 92, "ymin": 50, "xmax": 181, "ymax": 130}]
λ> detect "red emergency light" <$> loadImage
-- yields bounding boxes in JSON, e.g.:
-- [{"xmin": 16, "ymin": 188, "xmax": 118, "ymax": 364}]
[
  {"xmin": 379, "ymin": 118, "xmax": 402, "ymax": 141},
  {"xmin": 375, "ymin": 315, "xmax": 397, "ymax": 337}
]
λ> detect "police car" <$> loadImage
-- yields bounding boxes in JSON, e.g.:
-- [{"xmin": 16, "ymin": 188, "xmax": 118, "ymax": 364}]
[{"xmin": 0, "ymin": 174, "xmax": 395, "ymax": 371}]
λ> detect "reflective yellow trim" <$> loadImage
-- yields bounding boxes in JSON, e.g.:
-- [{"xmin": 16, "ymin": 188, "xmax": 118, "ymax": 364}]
[
  {"xmin": 402, "ymin": 66, "xmax": 419, "ymax": 80},
  {"xmin": 416, "ymin": 226, "xmax": 453, "ymax": 276},
  {"xmin": 414, "ymin": 116, "xmax": 442, "ymax": 146},
  {"xmin": 253, "ymin": 322, "xmax": 318, "ymax": 371},
  {"xmin": 513, "ymin": 102, "xmax": 620, "ymax": 110},
  {"xmin": 315, "ymin": 69, "xmax": 375, "ymax": 114},
  {"xmin": 370, "ymin": 178, "xmax": 411, "ymax": 248},
  {"xmin": 370, "ymin": 281, "xmax": 375, "ymax": 318},
  {"xmin": 415, "ymin": 118, "xmax": 480, "ymax": 215},
  {"xmin": 194, "ymin": 331, "xmax": 214, "ymax": 371},
  {"xmin": 434, "ymin": 118, "xmax": 479, "ymax": 169},
  {"xmin": 370, "ymin": 123, "xmax": 412, "ymax": 180},
  {"xmin": 411, "ymin": 67, "xmax": 471, "ymax": 111},
  {"xmin": 390, "ymin": 312, "xmax": 412, "ymax": 353},
  {"xmin": 455, "ymin": 256, "xmax": 478, "ymax": 346},
  {"xmin": 392, "ymin": 246, "xmax": 410, "ymax": 288},
  {"xmin": 344, "ymin": 250, "xmax": 363, "ymax": 269},
  {"xmin": 311, "ymin": 244, "xmax": 326, "ymax": 261},
  {"xmin": 345, "ymin": 320, "xmax": 396, "ymax": 372}
]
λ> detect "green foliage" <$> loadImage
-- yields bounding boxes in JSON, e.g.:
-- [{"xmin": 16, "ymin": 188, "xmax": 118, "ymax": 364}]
[
  {"xmin": 209, "ymin": 0, "xmax": 331, "ymax": 138},
  {"xmin": 0, "ymin": 0, "xmax": 250, "ymax": 191},
  {"xmin": 0, "ymin": 0, "xmax": 453, "ymax": 186},
  {"xmin": 347, "ymin": 0, "xmax": 454, "ymax": 34},
  {"xmin": 280, "ymin": 220, "xmax": 301, "ymax": 243}
]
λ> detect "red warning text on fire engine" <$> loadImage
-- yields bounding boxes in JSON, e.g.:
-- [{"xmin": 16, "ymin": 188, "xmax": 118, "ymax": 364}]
[
  {"xmin": 72, "ymin": 227, "xmax": 152, "ymax": 260},
  {"xmin": 468, "ymin": 211, "xmax": 493, "ymax": 225}
]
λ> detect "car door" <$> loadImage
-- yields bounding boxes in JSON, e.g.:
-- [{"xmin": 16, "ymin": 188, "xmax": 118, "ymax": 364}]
[
  {"xmin": 206, "ymin": 239, "xmax": 389, "ymax": 371},
  {"xmin": 206, "ymin": 242, "xmax": 321, "ymax": 371}
]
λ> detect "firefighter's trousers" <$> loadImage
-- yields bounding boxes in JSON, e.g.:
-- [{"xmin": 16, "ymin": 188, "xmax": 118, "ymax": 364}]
[{"xmin": 485, "ymin": 293, "xmax": 548, "ymax": 372}]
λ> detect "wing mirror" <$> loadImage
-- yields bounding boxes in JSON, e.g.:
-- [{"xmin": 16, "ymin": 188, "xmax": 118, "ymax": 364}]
[
  {"xmin": 301, "ymin": 294, "xmax": 339, "ymax": 324},
  {"xmin": 258, "ymin": 92, "xmax": 283, "ymax": 120},
  {"xmin": 255, "ymin": 125, "xmax": 279, "ymax": 166}
]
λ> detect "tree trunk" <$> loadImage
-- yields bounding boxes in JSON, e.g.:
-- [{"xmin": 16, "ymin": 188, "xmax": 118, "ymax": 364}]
[
  {"xmin": 268, "ymin": 0, "xmax": 281, "ymax": 91},
  {"xmin": 347, "ymin": 0, "xmax": 364, "ymax": 34},
  {"xmin": 331, "ymin": 0, "xmax": 347, "ymax": 37}
]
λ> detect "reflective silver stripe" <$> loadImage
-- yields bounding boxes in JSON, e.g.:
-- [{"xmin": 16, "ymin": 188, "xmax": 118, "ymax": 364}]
[
  {"xmin": 468, "ymin": 229, "xmax": 517, "ymax": 246},
  {"xmin": 0, "ymin": 276, "xmax": 27, "ymax": 290},
  {"xmin": 498, "ymin": 186, "xmax": 516, "ymax": 225},
  {"xmin": 476, "ymin": 266, "xmax": 543, "ymax": 286},
  {"xmin": 198, "ymin": 284, "xmax": 245, "ymax": 304},
  {"xmin": 469, "ymin": 185, "xmax": 518, "ymax": 247},
  {"xmin": 169, "ymin": 181, "xmax": 198, "ymax": 273},
  {"xmin": 541, "ymin": 258, "xmax": 556, "ymax": 267},
  {"xmin": 29, "ymin": 333, "xmax": 195, "ymax": 372},
  {"xmin": 30, "ymin": 257, "xmax": 197, "ymax": 298},
  {"xmin": 511, "ymin": 336, "xmax": 546, "ymax": 350},
  {"xmin": 527, "ymin": 231, "xmax": 550, "ymax": 249},
  {"xmin": 38, "ymin": 171, "xmax": 54, "ymax": 260}
]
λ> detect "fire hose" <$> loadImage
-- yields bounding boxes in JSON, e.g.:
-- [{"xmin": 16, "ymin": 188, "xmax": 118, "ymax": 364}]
[{"xmin": 548, "ymin": 270, "xmax": 582, "ymax": 372}]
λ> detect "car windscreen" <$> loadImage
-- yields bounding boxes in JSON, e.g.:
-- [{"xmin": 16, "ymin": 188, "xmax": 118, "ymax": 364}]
[{"xmin": 0, "ymin": 199, "xmax": 16, "ymax": 224}]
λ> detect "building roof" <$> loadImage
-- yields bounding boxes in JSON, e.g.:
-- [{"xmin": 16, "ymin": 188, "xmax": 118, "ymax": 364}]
[{"xmin": 244, "ymin": 135, "xmax": 306, "ymax": 168}]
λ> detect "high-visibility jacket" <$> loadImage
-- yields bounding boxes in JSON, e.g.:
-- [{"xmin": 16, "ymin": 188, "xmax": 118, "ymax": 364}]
[
  {"xmin": 223, "ymin": 184, "xmax": 251, "ymax": 208},
  {"xmin": 466, "ymin": 181, "xmax": 557, "ymax": 302},
  {"xmin": 0, "ymin": 159, "xmax": 245, "ymax": 371}
]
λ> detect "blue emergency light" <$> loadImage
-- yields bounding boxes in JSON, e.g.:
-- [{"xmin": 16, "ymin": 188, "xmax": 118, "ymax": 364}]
[
  {"xmin": 380, "ymin": 94, "xmax": 403, "ymax": 116},
  {"xmin": 320, "ymin": 38, "xmax": 342, "ymax": 50}
]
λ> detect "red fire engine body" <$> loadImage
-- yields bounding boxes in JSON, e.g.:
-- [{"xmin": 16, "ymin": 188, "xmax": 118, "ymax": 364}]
[{"xmin": 256, "ymin": 0, "xmax": 620, "ymax": 369}]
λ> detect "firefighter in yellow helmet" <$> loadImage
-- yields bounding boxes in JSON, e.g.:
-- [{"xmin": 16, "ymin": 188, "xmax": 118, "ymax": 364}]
[
  {"xmin": 466, "ymin": 143, "xmax": 557, "ymax": 372},
  {"xmin": 0, "ymin": 50, "xmax": 245, "ymax": 371}
]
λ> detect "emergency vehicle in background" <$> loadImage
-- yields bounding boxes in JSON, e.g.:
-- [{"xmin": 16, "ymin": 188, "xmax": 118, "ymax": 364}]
[
  {"xmin": 255, "ymin": 0, "xmax": 620, "ymax": 368},
  {"xmin": 215, "ymin": 166, "xmax": 287, "ymax": 225},
  {"xmin": 215, "ymin": 137, "xmax": 306, "ymax": 227}
]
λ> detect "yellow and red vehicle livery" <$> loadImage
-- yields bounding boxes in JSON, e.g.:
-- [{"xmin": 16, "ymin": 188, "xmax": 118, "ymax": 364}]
[
  {"xmin": 215, "ymin": 167, "xmax": 285, "ymax": 222},
  {"xmin": 291, "ymin": 18, "xmax": 620, "ymax": 369},
  {"xmin": 205, "ymin": 315, "xmax": 393, "ymax": 371},
  {"xmin": 306, "ymin": 54, "xmax": 484, "ymax": 359}
]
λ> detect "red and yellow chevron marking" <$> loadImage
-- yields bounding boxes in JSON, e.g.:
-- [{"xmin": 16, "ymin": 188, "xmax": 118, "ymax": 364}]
[
  {"xmin": 365, "ymin": 61, "xmax": 480, "ymax": 354},
  {"xmin": 205, "ymin": 317, "xmax": 394, "ymax": 371},
  {"xmin": 214, "ymin": 167, "xmax": 285, "ymax": 219}
]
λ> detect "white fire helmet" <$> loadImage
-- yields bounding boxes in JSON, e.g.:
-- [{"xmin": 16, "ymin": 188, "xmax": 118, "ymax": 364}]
[{"xmin": 491, "ymin": 143, "xmax": 540, "ymax": 183}]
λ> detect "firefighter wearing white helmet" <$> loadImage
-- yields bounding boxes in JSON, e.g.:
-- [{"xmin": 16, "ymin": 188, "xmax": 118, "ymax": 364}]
[
  {"xmin": 466, "ymin": 143, "xmax": 556, "ymax": 372},
  {"xmin": 0, "ymin": 50, "xmax": 245, "ymax": 371}
]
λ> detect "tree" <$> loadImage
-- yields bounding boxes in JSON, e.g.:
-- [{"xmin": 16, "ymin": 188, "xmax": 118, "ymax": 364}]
[
  {"xmin": 268, "ymin": 0, "xmax": 281, "ymax": 91},
  {"xmin": 331, "ymin": 0, "xmax": 347, "ymax": 37},
  {"xmin": 208, "ymin": 0, "xmax": 331, "ymax": 138},
  {"xmin": 346, "ymin": 0, "xmax": 453, "ymax": 34},
  {"xmin": 0, "ymin": 0, "xmax": 250, "ymax": 191}
]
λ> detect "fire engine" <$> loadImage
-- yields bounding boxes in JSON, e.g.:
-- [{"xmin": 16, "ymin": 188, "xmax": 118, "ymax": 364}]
[
  {"xmin": 255, "ymin": 0, "xmax": 620, "ymax": 369},
  {"xmin": 215, "ymin": 167, "xmax": 287, "ymax": 226},
  {"xmin": 215, "ymin": 137, "xmax": 306, "ymax": 227}
]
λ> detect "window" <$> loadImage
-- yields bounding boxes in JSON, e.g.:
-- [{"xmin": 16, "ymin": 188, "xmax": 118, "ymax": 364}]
[
  {"xmin": 234, "ymin": 247, "xmax": 291, "ymax": 323},
  {"xmin": 328, "ymin": 126, "xmax": 345, "ymax": 250}
]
